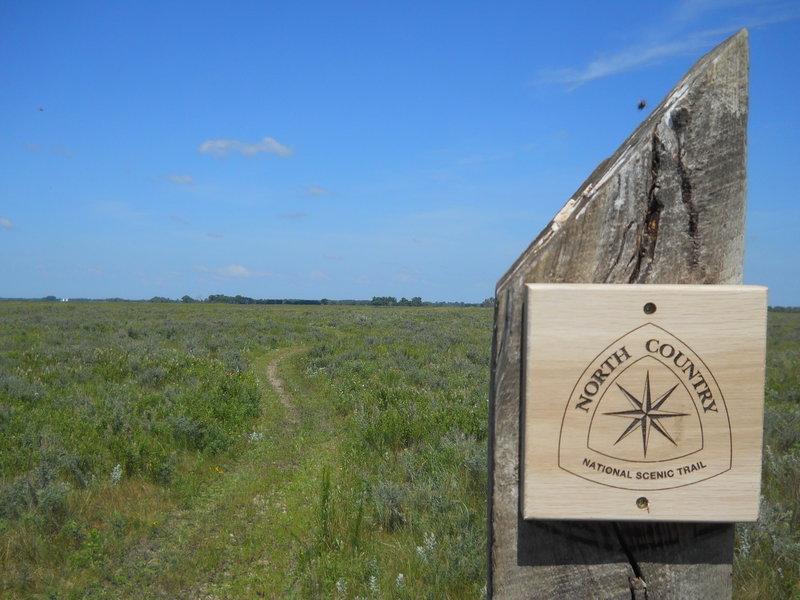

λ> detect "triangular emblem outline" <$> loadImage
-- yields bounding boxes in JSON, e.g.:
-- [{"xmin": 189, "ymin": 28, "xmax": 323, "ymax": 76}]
[{"xmin": 557, "ymin": 322, "xmax": 733, "ymax": 490}]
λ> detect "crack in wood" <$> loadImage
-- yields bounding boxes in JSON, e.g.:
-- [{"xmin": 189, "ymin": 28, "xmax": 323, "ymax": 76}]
[
  {"xmin": 613, "ymin": 522, "xmax": 649, "ymax": 600},
  {"xmin": 670, "ymin": 107, "xmax": 701, "ymax": 270},
  {"xmin": 629, "ymin": 132, "xmax": 665, "ymax": 283}
]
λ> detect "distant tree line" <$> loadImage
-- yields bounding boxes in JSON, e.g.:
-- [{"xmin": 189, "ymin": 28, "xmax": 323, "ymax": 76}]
[
  {"xmin": 203, "ymin": 294, "xmax": 322, "ymax": 305},
  {"xmin": 169, "ymin": 294, "xmax": 497, "ymax": 307},
  {"xmin": 8, "ymin": 297, "xmax": 799, "ymax": 312},
  {"xmin": 150, "ymin": 294, "xmax": 494, "ymax": 307},
  {"xmin": 370, "ymin": 296, "xmax": 423, "ymax": 306},
  {"xmin": 1, "ymin": 295, "xmax": 495, "ymax": 308}
]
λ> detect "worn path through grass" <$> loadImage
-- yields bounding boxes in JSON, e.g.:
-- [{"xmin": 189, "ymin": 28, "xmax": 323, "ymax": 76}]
[
  {"xmin": 81, "ymin": 346, "xmax": 339, "ymax": 600},
  {"xmin": 266, "ymin": 349, "xmax": 302, "ymax": 426}
]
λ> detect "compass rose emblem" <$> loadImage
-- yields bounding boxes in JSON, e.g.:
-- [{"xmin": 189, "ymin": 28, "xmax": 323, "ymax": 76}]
[{"xmin": 604, "ymin": 371, "xmax": 689, "ymax": 458}]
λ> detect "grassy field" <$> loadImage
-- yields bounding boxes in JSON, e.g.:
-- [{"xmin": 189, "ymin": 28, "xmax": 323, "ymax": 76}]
[
  {"xmin": 0, "ymin": 302, "xmax": 797, "ymax": 599},
  {"xmin": 734, "ymin": 311, "xmax": 800, "ymax": 599}
]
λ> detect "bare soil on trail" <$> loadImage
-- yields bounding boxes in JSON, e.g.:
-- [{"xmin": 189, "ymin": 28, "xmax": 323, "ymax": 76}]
[
  {"xmin": 93, "ymin": 349, "xmax": 307, "ymax": 599},
  {"xmin": 266, "ymin": 351, "xmax": 300, "ymax": 423}
]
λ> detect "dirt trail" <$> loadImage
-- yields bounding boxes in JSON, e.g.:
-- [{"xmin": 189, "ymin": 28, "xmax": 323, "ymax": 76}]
[
  {"xmin": 266, "ymin": 350, "xmax": 300, "ymax": 424},
  {"xmin": 103, "ymin": 349, "xmax": 308, "ymax": 599}
]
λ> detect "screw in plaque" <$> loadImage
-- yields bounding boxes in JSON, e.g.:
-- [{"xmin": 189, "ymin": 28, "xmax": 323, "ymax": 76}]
[
  {"xmin": 636, "ymin": 496, "xmax": 650, "ymax": 510},
  {"xmin": 643, "ymin": 302, "xmax": 657, "ymax": 314}
]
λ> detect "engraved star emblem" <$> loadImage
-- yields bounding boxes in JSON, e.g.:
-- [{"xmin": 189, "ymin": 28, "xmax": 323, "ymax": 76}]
[{"xmin": 604, "ymin": 371, "xmax": 688, "ymax": 457}]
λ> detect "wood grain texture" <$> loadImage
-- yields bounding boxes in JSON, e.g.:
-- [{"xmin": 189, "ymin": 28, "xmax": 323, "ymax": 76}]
[
  {"xmin": 488, "ymin": 30, "xmax": 749, "ymax": 600},
  {"xmin": 522, "ymin": 284, "xmax": 766, "ymax": 522}
]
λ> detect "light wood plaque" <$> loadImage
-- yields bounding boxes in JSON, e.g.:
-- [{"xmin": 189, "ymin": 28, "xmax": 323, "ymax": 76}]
[{"xmin": 523, "ymin": 284, "xmax": 767, "ymax": 522}]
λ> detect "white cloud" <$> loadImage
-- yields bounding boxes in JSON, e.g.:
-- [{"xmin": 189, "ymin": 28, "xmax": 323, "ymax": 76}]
[
  {"xmin": 538, "ymin": 28, "xmax": 731, "ymax": 87},
  {"xmin": 166, "ymin": 174, "xmax": 194, "ymax": 185},
  {"xmin": 220, "ymin": 264, "xmax": 251, "ymax": 278},
  {"xmin": 194, "ymin": 264, "xmax": 272, "ymax": 280},
  {"xmin": 95, "ymin": 200, "xmax": 147, "ymax": 222},
  {"xmin": 23, "ymin": 142, "xmax": 75, "ymax": 157},
  {"xmin": 197, "ymin": 136, "xmax": 294, "ymax": 158},
  {"xmin": 537, "ymin": 1, "xmax": 800, "ymax": 88},
  {"xmin": 310, "ymin": 269, "xmax": 331, "ymax": 281},
  {"xmin": 459, "ymin": 150, "xmax": 515, "ymax": 165},
  {"xmin": 280, "ymin": 211, "xmax": 308, "ymax": 220},
  {"xmin": 1, "ymin": 217, "xmax": 13, "ymax": 229},
  {"xmin": 206, "ymin": 232, "xmax": 224, "ymax": 239},
  {"xmin": 395, "ymin": 267, "xmax": 427, "ymax": 284},
  {"xmin": 54, "ymin": 146, "xmax": 74, "ymax": 158},
  {"xmin": 306, "ymin": 185, "xmax": 330, "ymax": 196},
  {"xmin": 673, "ymin": 0, "xmax": 763, "ymax": 24}
]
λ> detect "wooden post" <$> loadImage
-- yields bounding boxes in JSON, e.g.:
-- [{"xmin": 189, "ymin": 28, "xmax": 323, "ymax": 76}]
[{"xmin": 488, "ymin": 30, "xmax": 749, "ymax": 599}]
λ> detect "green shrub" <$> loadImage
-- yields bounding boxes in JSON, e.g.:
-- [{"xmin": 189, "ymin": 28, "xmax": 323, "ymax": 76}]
[{"xmin": 35, "ymin": 481, "xmax": 70, "ymax": 522}]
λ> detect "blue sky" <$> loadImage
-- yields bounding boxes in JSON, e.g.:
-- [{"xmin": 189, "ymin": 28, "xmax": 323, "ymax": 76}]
[{"xmin": 1, "ymin": 1, "xmax": 798, "ymax": 304}]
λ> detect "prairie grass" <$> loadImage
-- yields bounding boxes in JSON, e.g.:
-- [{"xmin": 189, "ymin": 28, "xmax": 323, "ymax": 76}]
[
  {"xmin": 0, "ymin": 302, "xmax": 796, "ymax": 598},
  {"xmin": 733, "ymin": 311, "xmax": 800, "ymax": 600}
]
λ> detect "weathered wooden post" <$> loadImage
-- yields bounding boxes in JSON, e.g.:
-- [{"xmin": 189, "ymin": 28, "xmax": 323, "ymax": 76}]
[{"xmin": 488, "ymin": 30, "xmax": 763, "ymax": 599}]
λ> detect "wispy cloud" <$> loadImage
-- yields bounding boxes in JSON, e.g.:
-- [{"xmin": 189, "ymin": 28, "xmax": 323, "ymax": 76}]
[
  {"xmin": 197, "ymin": 136, "xmax": 294, "ymax": 158},
  {"xmin": 23, "ymin": 142, "xmax": 75, "ymax": 157},
  {"xmin": 324, "ymin": 253, "xmax": 344, "ymax": 260},
  {"xmin": 310, "ymin": 269, "xmax": 331, "ymax": 281},
  {"xmin": 411, "ymin": 237, "xmax": 435, "ymax": 245},
  {"xmin": 166, "ymin": 174, "xmax": 194, "ymax": 185},
  {"xmin": 538, "ymin": 31, "xmax": 724, "ymax": 87},
  {"xmin": 672, "ymin": 0, "xmax": 765, "ymax": 24},
  {"xmin": 395, "ymin": 267, "xmax": 426, "ymax": 284},
  {"xmin": 537, "ymin": 0, "xmax": 800, "ymax": 88},
  {"xmin": 95, "ymin": 200, "xmax": 146, "ymax": 222},
  {"xmin": 459, "ymin": 150, "xmax": 516, "ymax": 165},
  {"xmin": 170, "ymin": 215, "xmax": 190, "ymax": 225},
  {"xmin": 220, "ymin": 264, "xmax": 251, "ymax": 278},
  {"xmin": 206, "ymin": 232, "xmax": 224, "ymax": 239},
  {"xmin": 456, "ymin": 142, "xmax": 535, "ymax": 166},
  {"xmin": 280, "ymin": 211, "xmax": 308, "ymax": 220},
  {"xmin": 1, "ymin": 217, "xmax": 13, "ymax": 229},
  {"xmin": 54, "ymin": 146, "xmax": 75, "ymax": 158},
  {"xmin": 306, "ymin": 185, "xmax": 330, "ymax": 196},
  {"xmin": 194, "ymin": 264, "xmax": 275, "ymax": 279}
]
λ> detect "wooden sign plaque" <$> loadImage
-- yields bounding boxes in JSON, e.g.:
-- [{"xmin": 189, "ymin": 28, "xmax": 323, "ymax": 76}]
[{"xmin": 523, "ymin": 284, "xmax": 767, "ymax": 522}]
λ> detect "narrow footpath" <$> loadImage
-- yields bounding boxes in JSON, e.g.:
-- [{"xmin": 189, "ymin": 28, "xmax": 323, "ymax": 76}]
[{"xmin": 92, "ymin": 347, "xmax": 338, "ymax": 599}]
